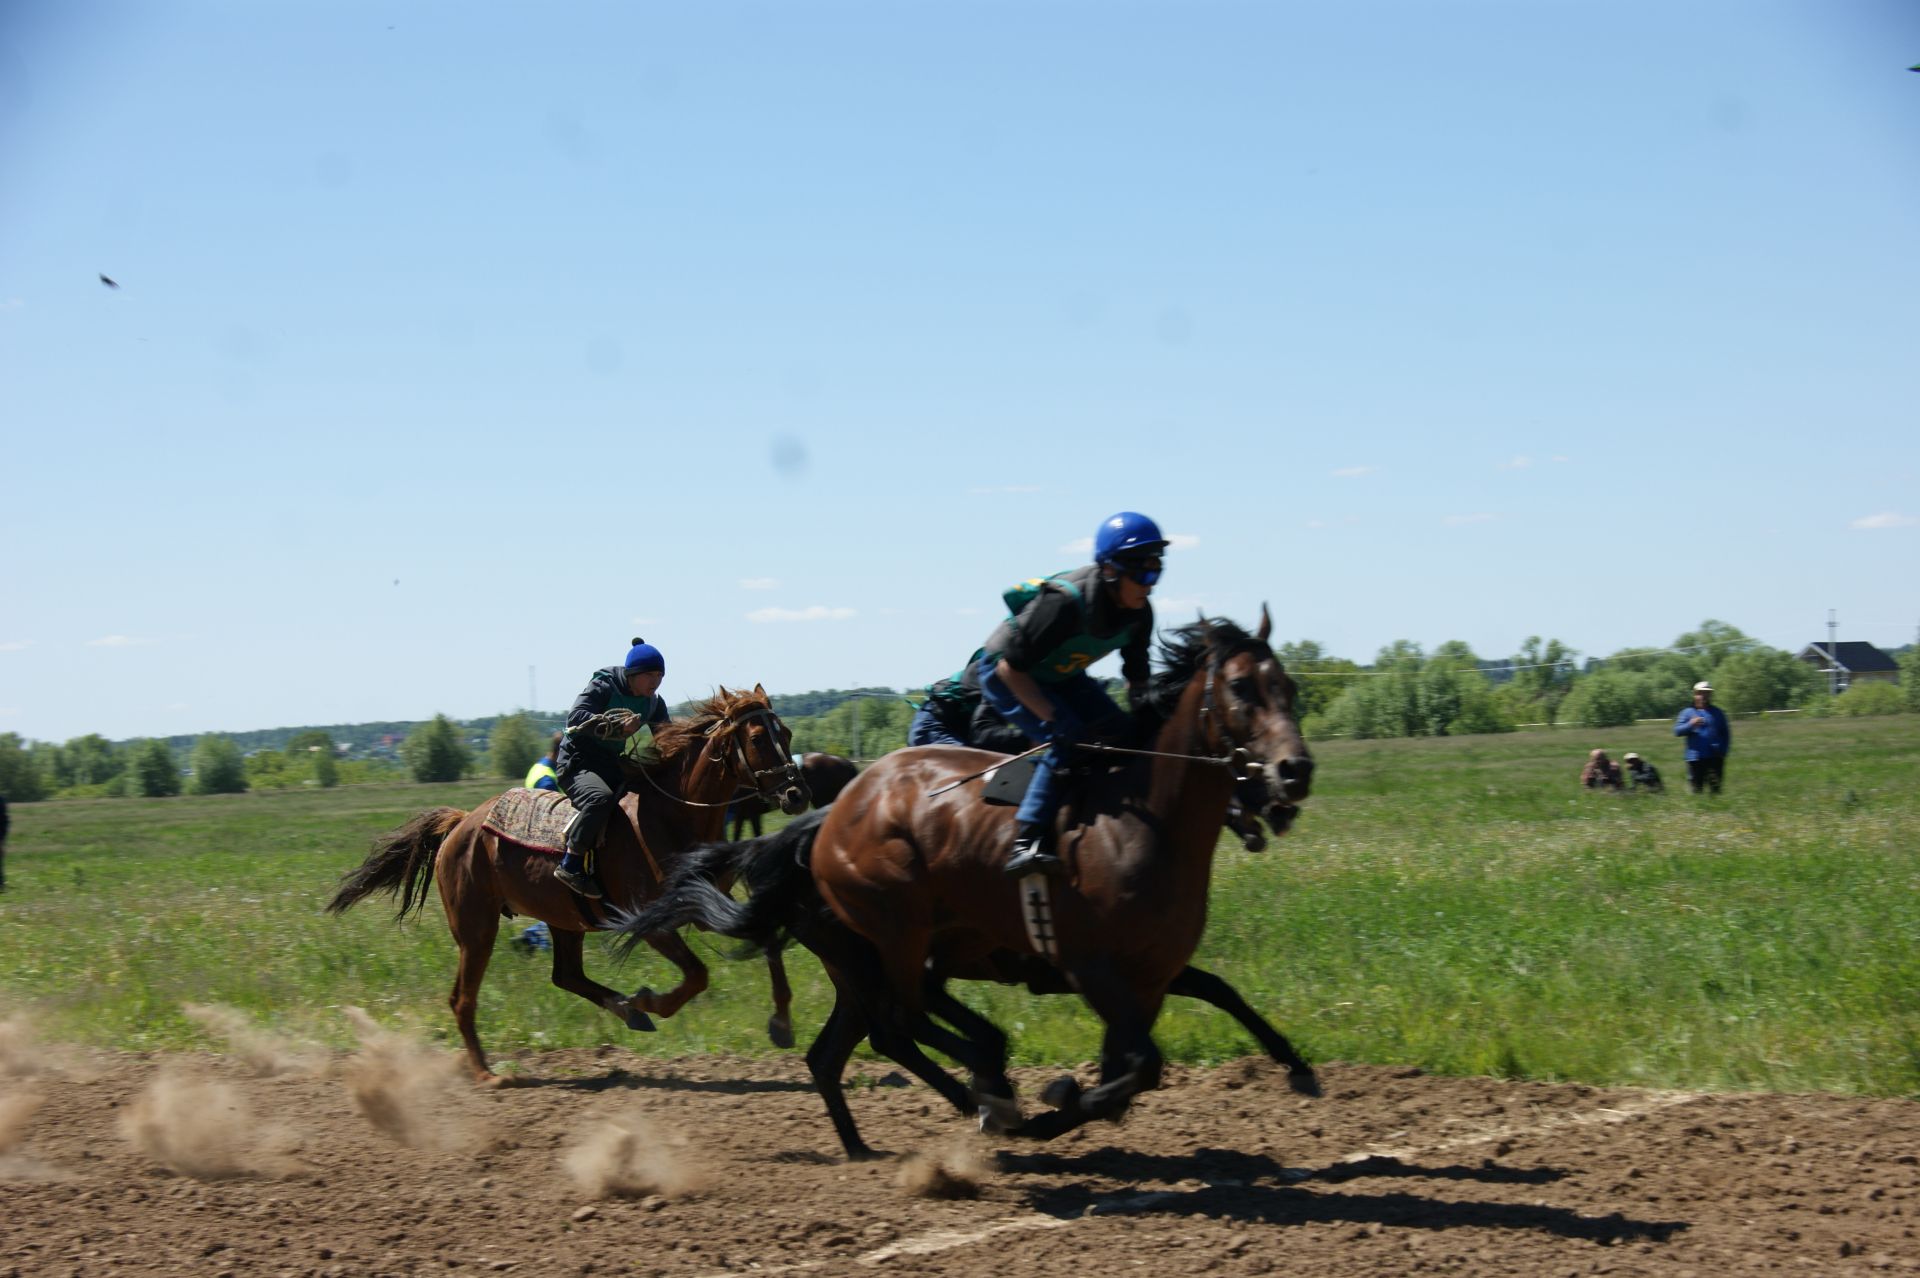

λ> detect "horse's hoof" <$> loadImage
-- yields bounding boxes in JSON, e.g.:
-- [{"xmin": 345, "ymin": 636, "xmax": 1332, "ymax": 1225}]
[
  {"xmin": 1039, "ymin": 1076, "xmax": 1082, "ymax": 1111},
  {"xmin": 845, "ymin": 1145, "xmax": 886, "ymax": 1163},
  {"xmin": 1240, "ymin": 834, "xmax": 1267, "ymax": 854},
  {"xmin": 767, "ymin": 1014, "xmax": 795, "ymax": 1050},
  {"xmin": 975, "ymin": 1093, "xmax": 1024, "ymax": 1134},
  {"xmin": 474, "ymin": 1072, "xmax": 507, "ymax": 1090},
  {"xmin": 1288, "ymin": 1068, "xmax": 1323, "ymax": 1098},
  {"xmin": 624, "ymin": 1007, "xmax": 656, "ymax": 1033}
]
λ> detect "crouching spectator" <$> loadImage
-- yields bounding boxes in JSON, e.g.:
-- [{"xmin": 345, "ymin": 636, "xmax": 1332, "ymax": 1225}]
[
  {"xmin": 1581, "ymin": 748, "xmax": 1623, "ymax": 791},
  {"xmin": 1623, "ymin": 751, "xmax": 1664, "ymax": 793}
]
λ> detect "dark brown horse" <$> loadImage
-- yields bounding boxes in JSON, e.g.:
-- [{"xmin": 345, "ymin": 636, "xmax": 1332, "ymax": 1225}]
[
  {"xmin": 617, "ymin": 614, "xmax": 1315, "ymax": 1157},
  {"xmin": 727, "ymin": 751, "xmax": 859, "ymax": 839},
  {"xmin": 329, "ymin": 686, "xmax": 807, "ymax": 1084}
]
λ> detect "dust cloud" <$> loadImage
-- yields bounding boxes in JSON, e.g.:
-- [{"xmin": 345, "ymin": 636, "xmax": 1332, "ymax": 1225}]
[
  {"xmin": 183, "ymin": 1003, "xmax": 323, "ymax": 1077},
  {"xmin": 338, "ymin": 1006, "xmax": 474, "ymax": 1151},
  {"xmin": 896, "ymin": 1138, "xmax": 988, "ymax": 1200},
  {"xmin": 563, "ymin": 1107, "xmax": 700, "ymax": 1200},
  {"xmin": 120, "ymin": 1069, "xmax": 291, "ymax": 1180}
]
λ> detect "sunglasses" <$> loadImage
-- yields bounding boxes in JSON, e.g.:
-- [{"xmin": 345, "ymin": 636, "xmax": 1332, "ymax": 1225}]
[{"xmin": 1118, "ymin": 557, "xmax": 1163, "ymax": 586}]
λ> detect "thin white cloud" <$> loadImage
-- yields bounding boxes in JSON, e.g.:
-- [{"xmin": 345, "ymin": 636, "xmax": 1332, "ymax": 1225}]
[
  {"xmin": 1851, "ymin": 512, "xmax": 1917, "ymax": 530},
  {"xmin": 1151, "ymin": 596, "xmax": 1206, "ymax": 614},
  {"xmin": 0, "ymin": 298, "xmax": 23, "ymax": 312},
  {"xmin": 630, "ymin": 616, "xmax": 661, "ymax": 627},
  {"xmin": 966, "ymin": 484, "xmax": 1043, "ymax": 495},
  {"xmin": 738, "ymin": 577, "xmax": 780, "ymax": 590},
  {"xmin": 86, "ymin": 634, "xmax": 155, "ymax": 648},
  {"xmin": 953, "ymin": 606, "xmax": 983, "ymax": 616},
  {"xmin": 0, "ymin": 640, "xmax": 30, "ymax": 652},
  {"xmin": 1441, "ymin": 513, "xmax": 1496, "ymax": 527},
  {"xmin": 1550, "ymin": 455, "xmax": 1570, "ymax": 463},
  {"xmin": 746, "ymin": 605, "xmax": 856, "ymax": 624},
  {"xmin": 1304, "ymin": 518, "xmax": 1328, "ymax": 529},
  {"xmin": 1331, "ymin": 466, "xmax": 1376, "ymax": 478},
  {"xmin": 1166, "ymin": 533, "xmax": 1200, "ymax": 550},
  {"xmin": 0, "ymin": 707, "xmax": 19, "ymax": 716},
  {"xmin": 165, "ymin": 702, "xmax": 191, "ymax": 711},
  {"xmin": 1059, "ymin": 536, "xmax": 1094, "ymax": 556},
  {"xmin": 1498, "ymin": 455, "xmax": 1532, "ymax": 470}
]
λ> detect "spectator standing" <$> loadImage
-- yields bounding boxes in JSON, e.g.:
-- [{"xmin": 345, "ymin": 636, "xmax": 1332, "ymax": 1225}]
[
  {"xmin": 1673, "ymin": 680, "xmax": 1731, "ymax": 794},
  {"xmin": 1580, "ymin": 748, "xmax": 1623, "ymax": 791}
]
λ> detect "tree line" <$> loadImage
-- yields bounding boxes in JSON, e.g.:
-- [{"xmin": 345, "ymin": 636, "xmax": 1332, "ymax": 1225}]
[{"xmin": 3, "ymin": 620, "xmax": 1912, "ymax": 800}]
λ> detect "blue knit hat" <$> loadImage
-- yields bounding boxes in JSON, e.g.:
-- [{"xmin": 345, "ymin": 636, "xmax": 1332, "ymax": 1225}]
[{"xmin": 623, "ymin": 637, "xmax": 665, "ymax": 676}]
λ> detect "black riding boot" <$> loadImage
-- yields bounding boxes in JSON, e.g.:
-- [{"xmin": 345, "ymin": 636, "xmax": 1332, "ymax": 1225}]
[{"xmin": 1004, "ymin": 823, "xmax": 1063, "ymax": 877}]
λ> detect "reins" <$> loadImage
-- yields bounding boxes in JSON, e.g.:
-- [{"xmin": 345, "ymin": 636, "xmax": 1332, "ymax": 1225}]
[{"xmin": 630, "ymin": 704, "xmax": 800, "ymax": 810}]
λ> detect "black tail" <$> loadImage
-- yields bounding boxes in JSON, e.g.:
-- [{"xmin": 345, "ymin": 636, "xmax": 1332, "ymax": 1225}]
[
  {"xmin": 326, "ymin": 806, "xmax": 465, "ymax": 921},
  {"xmin": 610, "ymin": 809, "xmax": 827, "ymax": 960}
]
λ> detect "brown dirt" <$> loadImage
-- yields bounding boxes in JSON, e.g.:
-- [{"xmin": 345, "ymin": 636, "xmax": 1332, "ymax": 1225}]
[{"xmin": 2, "ymin": 1048, "xmax": 1917, "ymax": 1277}]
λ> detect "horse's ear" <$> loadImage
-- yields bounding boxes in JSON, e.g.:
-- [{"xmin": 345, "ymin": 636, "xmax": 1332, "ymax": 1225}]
[
  {"xmin": 753, "ymin": 682, "xmax": 768, "ymax": 701},
  {"xmin": 1195, "ymin": 611, "xmax": 1216, "ymax": 650},
  {"xmin": 715, "ymin": 684, "xmax": 730, "ymax": 700},
  {"xmin": 1257, "ymin": 603, "xmax": 1272, "ymax": 643}
]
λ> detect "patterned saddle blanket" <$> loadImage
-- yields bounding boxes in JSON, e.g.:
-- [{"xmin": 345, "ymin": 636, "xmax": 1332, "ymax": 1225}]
[{"xmin": 482, "ymin": 787, "xmax": 575, "ymax": 854}]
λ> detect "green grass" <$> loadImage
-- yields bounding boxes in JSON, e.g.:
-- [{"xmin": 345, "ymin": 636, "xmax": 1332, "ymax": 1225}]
[{"xmin": 3, "ymin": 714, "xmax": 1917, "ymax": 1096}]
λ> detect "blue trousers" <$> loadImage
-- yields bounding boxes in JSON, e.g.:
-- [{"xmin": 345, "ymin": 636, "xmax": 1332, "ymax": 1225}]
[
  {"xmin": 907, "ymin": 703, "xmax": 970, "ymax": 747},
  {"xmin": 976, "ymin": 657, "xmax": 1129, "ymax": 831}
]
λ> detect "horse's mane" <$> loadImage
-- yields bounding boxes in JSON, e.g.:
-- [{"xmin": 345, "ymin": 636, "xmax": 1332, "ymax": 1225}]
[
  {"xmin": 1136, "ymin": 618, "xmax": 1270, "ymax": 735},
  {"xmin": 650, "ymin": 686, "xmax": 769, "ymax": 765}
]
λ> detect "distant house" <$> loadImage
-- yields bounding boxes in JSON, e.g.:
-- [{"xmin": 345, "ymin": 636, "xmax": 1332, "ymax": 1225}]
[{"xmin": 1797, "ymin": 641, "xmax": 1900, "ymax": 691}]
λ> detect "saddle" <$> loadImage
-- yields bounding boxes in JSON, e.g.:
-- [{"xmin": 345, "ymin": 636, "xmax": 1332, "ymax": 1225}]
[{"xmin": 481, "ymin": 788, "xmax": 576, "ymax": 854}]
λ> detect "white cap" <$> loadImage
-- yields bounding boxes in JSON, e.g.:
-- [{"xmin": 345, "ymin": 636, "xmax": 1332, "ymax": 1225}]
[
  {"xmin": 1693, "ymin": 681, "xmax": 1713, "ymax": 693},
  {"xmin": 1624, "ymin": 752, "xmax": 1641, "ymax": 761}
]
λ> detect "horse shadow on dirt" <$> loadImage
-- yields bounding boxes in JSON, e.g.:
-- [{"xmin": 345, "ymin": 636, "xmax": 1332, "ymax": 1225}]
[
  {"xmin": 498, "ymin": 1067, "xmax": 819, "ymax": 1096},
  {"xmin": 1001, "ymin": 1147, "xmax": 1686, "ymax": 1246}
]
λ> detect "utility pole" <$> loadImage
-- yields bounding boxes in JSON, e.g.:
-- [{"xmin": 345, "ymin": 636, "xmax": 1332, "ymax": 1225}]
[
  {"xmin": 528, "ymin": 665, "xmax": 536, "ymax": 714},
  {"xmin": 1828, "ymin": 609, "xmax": 1840, "ymax": 697}
]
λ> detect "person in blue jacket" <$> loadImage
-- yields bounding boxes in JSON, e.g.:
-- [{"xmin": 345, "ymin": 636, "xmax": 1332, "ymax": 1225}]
[
  {"xmin": 1673, "ymin": 679, "xmax": 1731, "ymax": 794},
  {"xmin": 553, "ymin": 640, "xmax": 671, "ymax": 898},
  {"xmin": 982, "ymin": 511, "xmax": 1166, "ymax": 877}
]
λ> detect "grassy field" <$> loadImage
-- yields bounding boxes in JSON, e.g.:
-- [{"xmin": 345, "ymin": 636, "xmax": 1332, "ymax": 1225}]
[{"xmin": 3, "ymin": 713, "xmax": 1916, "ymax": 1097}]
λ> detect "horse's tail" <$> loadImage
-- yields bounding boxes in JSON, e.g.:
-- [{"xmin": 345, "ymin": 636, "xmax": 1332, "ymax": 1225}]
[
  {"xmin": 610, "ymin": 809, "xmax": 827, "ymax": 960},
  {"xmin": 325, "ymin": 806, "xmax": 467, "ymax": 921}
]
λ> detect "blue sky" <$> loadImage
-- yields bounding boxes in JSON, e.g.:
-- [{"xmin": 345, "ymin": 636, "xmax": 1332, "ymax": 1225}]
[{"xmin": 3, "ymin": 1, "xmax": 1916, "ymax": 742}]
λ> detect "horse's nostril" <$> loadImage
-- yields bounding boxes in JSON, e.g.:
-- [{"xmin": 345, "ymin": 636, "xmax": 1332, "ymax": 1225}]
[{"xmin": 1277, "ymin": 756, "xmax": 1314, "ymax": 794}]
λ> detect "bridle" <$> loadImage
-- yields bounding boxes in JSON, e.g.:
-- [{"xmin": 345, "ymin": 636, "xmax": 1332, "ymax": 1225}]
[{"xmin": 630, "ymin": 701, "xmax": 802, "ymax": 810}]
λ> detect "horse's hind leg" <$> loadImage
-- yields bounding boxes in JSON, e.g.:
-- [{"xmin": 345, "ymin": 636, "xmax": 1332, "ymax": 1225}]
[
  {"xmin": 1168, "ymin": 964, "xmax": 1319, "ymax": 1096},
  {"xmin": 1017, "ymin": 960, "xmax": 1161, "ymax": 1140},
  {"xmin": 806, "ymin": 983, "xmax": 878, "ymax": 1161},
  {"xmin": 549, "ymin": 928, "xmax": 656, "ymax": 1033},
  {"xmin": 627, "ymin": 930, "xmax": 709, "ymax": 1020},
  {"xmin": 448, "ymin": 911, "xmax": 502, "ymax": 1085},
  {"xmin": 921, "ymin": 974, "xmax": 1019, "ymax": 1128},
  {"xmin": 766, "ymin": 948, "xmax": 795, "ymax": 1049}
]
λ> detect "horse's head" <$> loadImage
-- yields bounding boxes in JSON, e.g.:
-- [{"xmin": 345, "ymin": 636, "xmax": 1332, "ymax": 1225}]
[
  {"xmin": 1194, "ymin": 604, "xmax": 1314, "ymax": 836},
  {"xmin": 704, "ymin": 685, "xmax": 809, "ymax": 816}
]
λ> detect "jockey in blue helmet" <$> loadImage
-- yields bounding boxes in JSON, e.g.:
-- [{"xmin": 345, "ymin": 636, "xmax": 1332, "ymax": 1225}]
[
  {"xmin": 972, "ymin": 511, "xmax": 1168, "ymax": 877},
  {"xmin": 552, "ymin": 638, "xmax": 670, "ymax": 898}
]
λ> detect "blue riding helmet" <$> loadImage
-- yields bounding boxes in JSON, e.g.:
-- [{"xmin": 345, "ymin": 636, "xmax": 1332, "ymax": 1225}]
[
  {"xmin": 623, "ymin": 638, "xmax": 666, "ymax": 676},
  {"xmin": 1093, "ymin": 511, "xmax": 1168, "ymax": 571}
]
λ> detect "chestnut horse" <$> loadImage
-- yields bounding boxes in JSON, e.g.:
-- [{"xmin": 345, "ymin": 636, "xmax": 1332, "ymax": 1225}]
[
  {"xmin": 329, "ymin": 686, "xmax": 807, "ymax": 1083},
  {"xmin": 617, "ymin": 614, "xmax": 1314, "ymax": 1157}
]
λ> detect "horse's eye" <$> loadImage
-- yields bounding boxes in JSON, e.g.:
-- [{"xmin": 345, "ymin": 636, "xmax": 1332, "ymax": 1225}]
[{"xmin": 1230, "ymin": 677, "xmax": 1260, "ymax": 704}]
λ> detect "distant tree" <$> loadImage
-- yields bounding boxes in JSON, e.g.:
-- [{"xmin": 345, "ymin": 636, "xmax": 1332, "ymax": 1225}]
[
  {"xmin": 60, "ymin": 733, "xmax": 125, "ymax": 788},
  {"xmin": 1276, "ymin": 640, "xmax": 1364, "ymax": 720},
  {"xmin": 403, "ymin": 714, "xmax": 471, "ymax": 783},
  {"xmin": 1557, "ymin": 672, "xmax": 1645, "ymax": 728},
  {"xmin": 312, "ymin": 747, "xmax": 339, "ymax": 788},
  {"xmin": 488, "ymin": 713, "xmax": 542, "ymax": 780},
  {"xmin": 130, "ymin": 739, "xmax": 183, "ymax": 797},
  {"xmin": 1712, "ymin": 648, "xmax": 1817, "ymax": 714},
  {"xmin": 189, "ymin": 735, "xmax": 249, "ymax": 795},
  {"xmin": 284, "ymin": 730, "xmax": 336, "ymax": 756},
  {"xmin": 1507, "ymin": 637, "xmax": 1579, "ymax": 721},
  {"xmin": 283, "ymin": 730, "xmax": 340, "ymax": 787},
  {"xmin": 0, "ymin": 733, "xmax": 48, "ymax": 802},
  {"xmin": 1672, "ymin": 619, "xmax": 1762, "ymax": 672},
  {"xmin": 1902, "ymin": 648, "xmax": 1920, "ymax": 713}
]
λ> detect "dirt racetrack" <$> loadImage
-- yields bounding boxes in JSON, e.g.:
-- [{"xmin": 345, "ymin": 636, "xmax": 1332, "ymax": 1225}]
[{"xmin": 3, "ymin": 1047, "xmax": 1918, "ymax": 1277}]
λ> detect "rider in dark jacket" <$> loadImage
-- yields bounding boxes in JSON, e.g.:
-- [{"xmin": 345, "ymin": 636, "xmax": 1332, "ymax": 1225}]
[{"xmin": 553, "ymin": 640, "xmax": 671, "ymax": 899}]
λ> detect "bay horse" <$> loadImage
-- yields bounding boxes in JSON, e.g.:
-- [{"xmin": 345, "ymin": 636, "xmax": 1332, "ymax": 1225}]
[
  {"xmin": 617, "ymin": 613, "xmax": 1315, "ymax": 1157},
  {"xmin": 328, "ymin": 686, "xmax": 807, "ymax": 1084}
]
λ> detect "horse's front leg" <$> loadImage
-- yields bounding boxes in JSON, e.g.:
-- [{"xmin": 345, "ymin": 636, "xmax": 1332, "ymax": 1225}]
[
  {"xmin": 550, "ymin": 928, "xmax": 655, "ymax": 1034},
  {"xmin": 765, "ymin": 947, "xmax": 796, "ymax": 1048},
  {"xmin": 628, "ymin": 929, "xmax": 710, "ymax": 1020},
  {"xmin": 1168, "ymin": 964, "xmax": 1320, "ymax": 1096}
]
